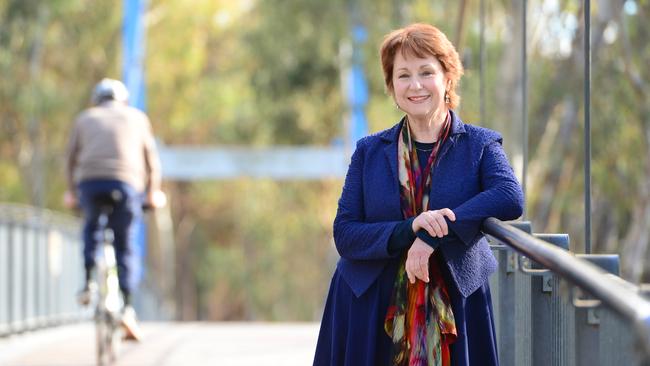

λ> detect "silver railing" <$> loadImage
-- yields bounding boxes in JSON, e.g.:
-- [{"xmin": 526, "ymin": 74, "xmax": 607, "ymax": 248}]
[
  {"xmin": 0, "ymin": 203, "xmax": 88, "ymax": 336},
  {"xmin": 486, "ymin": 218, "xmax": 650, "ymax": 366}
]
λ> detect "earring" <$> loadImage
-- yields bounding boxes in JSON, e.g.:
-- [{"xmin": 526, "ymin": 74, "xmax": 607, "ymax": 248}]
[
  {"xmin": 396, "ymin": 103, "xmax": 401, "ymax": 110},
  {"xmin": 445, "ymin": 91, "xmax": 451, "ymax": 104}
]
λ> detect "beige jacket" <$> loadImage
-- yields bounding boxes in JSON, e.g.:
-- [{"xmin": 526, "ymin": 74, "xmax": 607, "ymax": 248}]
[{"xmin": 66, "ymin": 101, "xmax": 161, "ymax": 193}]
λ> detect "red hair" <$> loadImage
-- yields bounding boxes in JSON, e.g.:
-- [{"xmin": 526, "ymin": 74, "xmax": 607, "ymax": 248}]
[{"xmin": 380, "ymin": 23, "xmax": 464, "ymax": 109}]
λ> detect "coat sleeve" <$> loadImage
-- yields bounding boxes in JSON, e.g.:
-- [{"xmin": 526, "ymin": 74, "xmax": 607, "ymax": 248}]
[
  {"xmin": 448, "ymin": 140, "xmax": 524, "ymax": 246},
  {"xmin": 333, "ymin": 139, "xmax": 402, "ymax": 260}
]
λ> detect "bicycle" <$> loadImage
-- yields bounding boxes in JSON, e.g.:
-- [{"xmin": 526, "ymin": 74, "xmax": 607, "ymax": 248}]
[
  {"xmin": 71, "ymin": 190, "xmax": 142, "ymax": 366},
  {"xmin": 88, "ymin": 190, "xmax": 126, "ymax": 366},
  {"xmin": 74, "ymin": 188, "xmax": 160, "ymax": 365}
]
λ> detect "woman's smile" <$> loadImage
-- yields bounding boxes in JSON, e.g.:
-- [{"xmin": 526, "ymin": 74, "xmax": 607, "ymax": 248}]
[{"xmin": 407, "ymin": 95, "xmax": 431, "ymax": 103}]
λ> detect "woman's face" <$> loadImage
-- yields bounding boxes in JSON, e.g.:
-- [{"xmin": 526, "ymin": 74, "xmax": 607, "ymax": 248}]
[{"xmin": 392, "ymin": 51, "xmax": 449, "ymax": 121}]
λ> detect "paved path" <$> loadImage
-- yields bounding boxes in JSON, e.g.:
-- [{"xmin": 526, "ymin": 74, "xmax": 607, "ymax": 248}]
[{"xmin": 0, "ymin": 322, "xmax": 319, "ymax": 366}]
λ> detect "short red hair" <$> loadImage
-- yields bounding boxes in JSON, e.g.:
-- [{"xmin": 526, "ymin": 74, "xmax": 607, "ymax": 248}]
[{"xmin": 380, "ymin": 23, "xmax": 464, "ymax": 109}]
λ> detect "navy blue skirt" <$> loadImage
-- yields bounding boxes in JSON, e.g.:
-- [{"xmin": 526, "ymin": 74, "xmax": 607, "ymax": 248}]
[{"xmin": 314, "ymin": 256, "xmax": 498, "ymax": 366}]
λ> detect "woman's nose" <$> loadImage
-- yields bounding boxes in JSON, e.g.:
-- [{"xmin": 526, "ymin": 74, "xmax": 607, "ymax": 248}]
[{"xmin": 410, "ymin": 78, "xmax": 422, "ymax": 89}]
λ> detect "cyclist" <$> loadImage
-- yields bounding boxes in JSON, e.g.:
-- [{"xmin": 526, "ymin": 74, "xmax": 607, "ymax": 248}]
[{"xmin": 64, "ymin": 78, "xmax": 166, "ymax": 341}]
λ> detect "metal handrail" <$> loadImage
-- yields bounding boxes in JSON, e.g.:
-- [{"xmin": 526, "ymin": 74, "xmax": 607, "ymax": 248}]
[
  {"xmin": 0, "ymin": 203, "xmax": 87, "ymax": 336},
  {"xmin": 483, "ymin": 217, "xmax": 650, "ymax": 357}
]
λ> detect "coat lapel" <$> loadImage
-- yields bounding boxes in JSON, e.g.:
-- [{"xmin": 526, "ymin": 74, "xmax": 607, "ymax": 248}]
[
  {"xmin": 429, "ymin": 111, "xmax": 467, "ymax": 207},
  {"xmin": 435, "ymin": 110, "xmax": 466, "ymax": 167},
  {"xmin": 381, "ymin": 119, "xmax": 403, "ymax": 187},
  {"xmin": 384, "ymin": 142, "xmax": 398, "ymax": 185},
  {"xmin": 378, "ymin": 120, "xmax": 403, "ymax": 218}
]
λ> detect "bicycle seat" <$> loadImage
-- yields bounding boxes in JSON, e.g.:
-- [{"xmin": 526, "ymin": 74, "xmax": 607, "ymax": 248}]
[{"xmin": 92, "ymin": 190, "xmax": 124, "ymax": 211}]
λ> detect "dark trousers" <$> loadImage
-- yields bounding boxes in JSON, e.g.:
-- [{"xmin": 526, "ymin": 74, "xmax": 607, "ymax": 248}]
[{"xmin": 78, "ymin": 179, "xmax": 143, "ymax": 297}]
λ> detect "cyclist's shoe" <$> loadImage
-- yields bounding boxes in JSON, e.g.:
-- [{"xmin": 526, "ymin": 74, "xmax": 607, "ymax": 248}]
[
  {"xmin": 121, "ymin": 305, "xmax": 142, "ymax": 341},
  {"xmin": 76, "ymin": 281, "xmax": 96, "ymax": 306}
]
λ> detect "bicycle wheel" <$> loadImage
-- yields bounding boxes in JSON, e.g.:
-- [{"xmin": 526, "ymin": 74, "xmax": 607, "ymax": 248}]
[
  {"xmin": 95, "ymin": 310, "xmax": 111, "ymax": 366},
  {"xmin": 107, "ymin": 313, "xmax": 122, "ymax": 363}
]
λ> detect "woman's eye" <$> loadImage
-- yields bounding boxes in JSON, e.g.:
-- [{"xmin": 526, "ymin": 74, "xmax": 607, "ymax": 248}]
[
  {"xmin": 421, "ymin": 71, "xmax": 433, "ymax": 76},
  {"xmin": 398, "ymin": 74, "xmax": 409, "ymax": 79}
]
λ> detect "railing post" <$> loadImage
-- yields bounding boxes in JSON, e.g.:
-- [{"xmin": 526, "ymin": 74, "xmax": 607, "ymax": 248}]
[
  {"xmin": 489, "ymin": 221, "xmax": 532, "ymax": 366},
  {"xmin": 24, "ymin": 217, "xmax": 37, "ymax": 330},
  {"xmin": 573, "ymin": 255, "xmax": 645, "ymax": 365},
  {"xmin": 483, "ymin": 218, "xmax": 650, "ymax": 361},
  {"xmin": 46, "ymin": 228, "xmax": 60, "ymax": 326},
  {"xmin": 0, "ymin": 217, "xmax": 9, "ymax": 336},
  {"xmin": 528, "ymin": 233, "xmax": 574, "ymax": 366},
  {"xmin": 36, "ymin": 220, "xmax": 47, "ymax": 327},
  {"xmin": 574, "ymin": 255, "xmax": 615, "ymax": 366},
  {"xmin": 61, "ymin": 228, "xmax": 73, "ymax": 322},
  {"xmin": 10, "ymin": 220, "xmax": 23, "ymax": 334}
]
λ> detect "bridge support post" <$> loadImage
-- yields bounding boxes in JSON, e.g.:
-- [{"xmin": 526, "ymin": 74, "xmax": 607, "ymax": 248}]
[
  {"xmin": 528, "ymin": 233, "xmax": 574, "ymax": 366},
  {"xmin": 574, "ymin": 255, "xmax": 643, "ymax": 366},
  {"xmin": 489, "ymin": 221, "xmax": 532, "ymax": 366}
]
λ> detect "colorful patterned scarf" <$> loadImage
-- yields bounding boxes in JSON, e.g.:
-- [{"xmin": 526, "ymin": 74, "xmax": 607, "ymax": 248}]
[{"xmin": 384, "ymin": 113, "xmax": 457, "ymax": 366}]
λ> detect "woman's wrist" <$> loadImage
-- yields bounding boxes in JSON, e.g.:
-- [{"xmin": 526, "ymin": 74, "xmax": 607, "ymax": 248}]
[{"xmin": 387, "ymin": 217, "xmax": 417, "ymax": 256}]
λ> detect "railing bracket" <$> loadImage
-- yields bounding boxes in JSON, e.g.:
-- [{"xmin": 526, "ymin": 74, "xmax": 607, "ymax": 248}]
[
  {"xmin": 518, "ymin": 254, "xmax": 550, "ymax": 276},
  {"xmin": 572, "ymin": 286, "xmax": 601, "ymax": 309}
]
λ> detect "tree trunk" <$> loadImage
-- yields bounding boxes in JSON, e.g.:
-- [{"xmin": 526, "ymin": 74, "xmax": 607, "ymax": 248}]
[
  {"xmin": 172, "ymin": 182, "xmax": 199, "ymax": 320},
  {"xmin": 454, "ymin": 0, "xmax": 468, "ymax": 53},
  {"xmin": 528, "ymin": 96, "xmax": 579, "ymax": 232},
  {"xmin": 618, "ymin": 6, "xmax": 650, "ymax": 283},
  {"xmin": 495, "ymin": 0, "xmax": 523, "ymax": 158},
  {"xmin": 20, "ymin": 5, "xmax": 48, "ymax": 207}
]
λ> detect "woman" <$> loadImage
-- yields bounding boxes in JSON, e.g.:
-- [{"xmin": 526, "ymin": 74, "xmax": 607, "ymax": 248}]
[{"xmin": 314, "ymin": 23, "xmax": 523, "ymax": 366}]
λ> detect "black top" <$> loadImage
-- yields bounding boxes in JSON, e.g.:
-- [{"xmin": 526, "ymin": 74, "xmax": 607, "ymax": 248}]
[{"xmin": 387, "ymin": 141, "xmax": 458, "ymax": 255}]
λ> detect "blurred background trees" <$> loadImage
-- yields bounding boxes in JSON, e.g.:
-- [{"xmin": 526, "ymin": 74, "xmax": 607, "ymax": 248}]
[{"xmin": 1, "ymin": 0, "xmax": 648, "ymax": 320}]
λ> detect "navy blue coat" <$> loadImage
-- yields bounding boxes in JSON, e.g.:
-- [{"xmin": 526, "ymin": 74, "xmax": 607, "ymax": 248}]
[{"xmin": 333, "ymin": 111, "xmax": 524, "ymax": 299}]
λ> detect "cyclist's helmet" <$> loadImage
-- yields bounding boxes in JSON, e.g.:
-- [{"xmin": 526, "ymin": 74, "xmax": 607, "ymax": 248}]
[{"xmin": 91, "ymin": 78, "xmax": 129, "ymax": 105}]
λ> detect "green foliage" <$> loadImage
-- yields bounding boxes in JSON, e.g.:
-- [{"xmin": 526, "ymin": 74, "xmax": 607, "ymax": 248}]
[
  {"xmin": 0, "ymin": 0, "xmax": 121, "ymax": 206},
  {"xmin": 181, "ymin": 179, "xmax": 339, "ymax": 320}
]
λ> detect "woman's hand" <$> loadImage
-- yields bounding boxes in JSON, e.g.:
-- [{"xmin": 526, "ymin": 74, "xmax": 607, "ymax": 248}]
[
  {"xmin": 406, "ymin": 238, "xmax": 434, "ymax": 284},
  {"xmin": 411, "ymin": 208, "xmax": 456, "ymax": 238}
]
